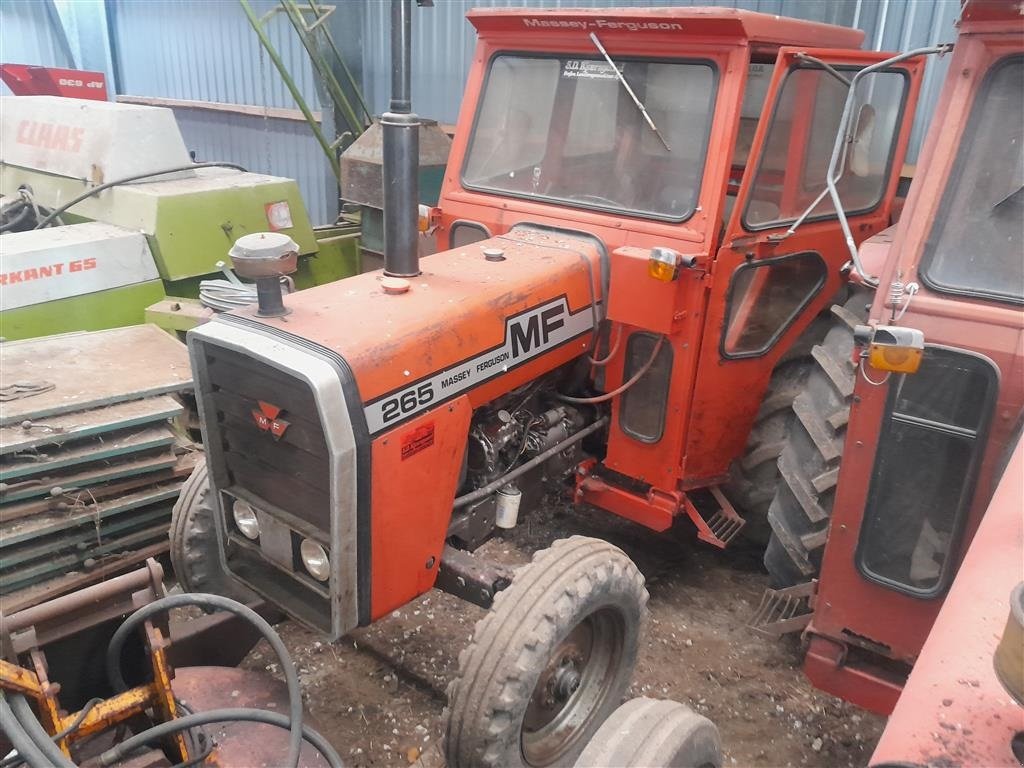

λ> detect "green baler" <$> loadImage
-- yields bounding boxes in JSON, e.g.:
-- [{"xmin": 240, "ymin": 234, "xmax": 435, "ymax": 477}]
[{"xmin": 0, "ymin": 96, "xmax": 359, "ymax": 340}]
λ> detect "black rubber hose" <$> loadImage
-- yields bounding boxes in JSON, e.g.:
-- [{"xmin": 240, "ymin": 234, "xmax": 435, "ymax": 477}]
[
  {"xmin": 97, "ymin": 708, "xmax": 344, "ymax": 768},
  {"xmin": 105, "ymin": 593, "xmax": 303, "ymax": 768},
  {"xmin": 0, "ymin": 694, "xmax": 49, "ymax": 768},
  {"xmin": 7, "ymin": 694, "xmax": 76, "ymax": 768},
  {"xmin": 0, "ymin": 698, "xmax": 104, "ymax": 768},
  {"xmin": 0, "ymin": 203, "xmax": 32, "ymax": 232},
  {"xmin": 33, "ymin": 162, "xmax": 247, "ymax": 230}
]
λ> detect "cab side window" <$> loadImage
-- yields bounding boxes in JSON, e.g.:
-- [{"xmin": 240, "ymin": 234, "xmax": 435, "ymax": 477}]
[
  {"xmin": 743, "ymin": 65, "xmax": 908, "ymax": 229},
  {"xmin": 721, "ymin": 252, "xmax": 826, "ymax": 358}
]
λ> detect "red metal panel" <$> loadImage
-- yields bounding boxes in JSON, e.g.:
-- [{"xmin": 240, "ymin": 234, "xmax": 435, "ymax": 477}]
[
  {"xmin": 465, "ymin": 8, "xmax": 864, "ymax": 51},
  {"xmin": 605, "ymin": 247, "xmax": 680, "ymax": 335},
  {"xmin": 0, "ymin": 65, "xmax": 107, "ymax": 100},
  {"xmin": 370, "ymin": 397, "xmax": 472, "ymax": 620},
  {"xmin": 803, "ymin": 636, "xmax": 905, "ymax": 716},
  {"xmin": 870, "ymin": 439, "xmax": 1024, "ymax": 765}
]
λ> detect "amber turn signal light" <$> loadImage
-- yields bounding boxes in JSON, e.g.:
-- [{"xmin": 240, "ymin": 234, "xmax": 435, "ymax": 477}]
[
  {"xmin": 418, "ymin": 204, "xmax": 440, "ymax": 233},
  {"xmin": 866, "ymin": 326, "xmax": 925, "ymax": 374},
  {"xmin": 648, "ymin": 246, "xmax": 697, "ymax": 282}
]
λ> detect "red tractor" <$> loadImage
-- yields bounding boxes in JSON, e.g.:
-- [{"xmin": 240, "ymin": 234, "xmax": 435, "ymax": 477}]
[
  {"xmin": 171, "ymin": 4, "xmax": 933, "ymax": 765},
  {"xmin": 750, "ymin": 0, "xmax": 1024, "ymax": 728}
]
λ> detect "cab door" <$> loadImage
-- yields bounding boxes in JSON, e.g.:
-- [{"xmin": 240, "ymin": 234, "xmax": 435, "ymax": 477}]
[{"xmin": 682, "ymin": 47, "xmax": 927, "ymax": 484}]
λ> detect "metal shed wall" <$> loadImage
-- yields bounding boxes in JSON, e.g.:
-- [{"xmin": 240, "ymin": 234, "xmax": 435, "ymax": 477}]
[
  {"xmin": 0, "ymin": 0, "xmax": 74, "ymax": 94},
  {"xmin": 1, "ymin": 0, "xmax": 963, "ymax": 219},
  {"xmin": 106, "ymin": 0, "xmax": 338, "ymax": 224},
  {"xmin": 360, "ymin": 0, "xmax": 962, "ymax": 162}
]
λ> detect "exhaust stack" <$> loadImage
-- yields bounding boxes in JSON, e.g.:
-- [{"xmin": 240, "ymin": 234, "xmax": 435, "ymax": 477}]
[{"xmin": 382, "ymin": 0, "xmax": 420, "ymax": 278}]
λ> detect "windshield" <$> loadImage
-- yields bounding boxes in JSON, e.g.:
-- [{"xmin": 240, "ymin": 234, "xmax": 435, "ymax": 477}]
[
  {"xmin": 463, "ymin": 55, "xmax": 717, "ymax": 221},
  {"xmin": 921, "ymin": 56, "xmax": 1024, "ymax": 304}
]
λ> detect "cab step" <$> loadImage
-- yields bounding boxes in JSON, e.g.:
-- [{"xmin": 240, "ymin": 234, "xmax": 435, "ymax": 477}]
[
  {"xmin": 749, "ymin": 581, "xmax": 816, "ymax": 636},
  {"xmin": 681, "ymin": 486, "xmax": 745, "ymax": 549}
]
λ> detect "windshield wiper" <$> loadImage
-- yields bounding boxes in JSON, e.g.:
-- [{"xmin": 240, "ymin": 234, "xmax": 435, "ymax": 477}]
[{"xmin": 589, "ymin": 32, "xmax": 671, "ymax": 153}]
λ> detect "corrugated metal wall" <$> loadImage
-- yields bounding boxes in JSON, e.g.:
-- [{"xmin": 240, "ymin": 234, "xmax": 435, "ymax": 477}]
[
  {"xmin": 107, "ymin": 0, "xmax": 338, "ymax": 224},
  {"xmin": 1, "ymin": 0, "xmax": 964, "ymax": 218},
  {"xmin": 360, "ymin": 0, "xmax": 961, "ymax": 162},
  {"xmin": 0, "ymin": 0, "xmax": 74, "ymax": 95},
  {"xmin": 109, "ymin": 0, "xmax": 321, "ymax": 108}
]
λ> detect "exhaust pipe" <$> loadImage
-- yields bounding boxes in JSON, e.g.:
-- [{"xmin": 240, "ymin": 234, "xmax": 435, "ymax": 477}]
[{"xmin": 382, "ymin": 0, "xmax": 420, "ymax": 278}]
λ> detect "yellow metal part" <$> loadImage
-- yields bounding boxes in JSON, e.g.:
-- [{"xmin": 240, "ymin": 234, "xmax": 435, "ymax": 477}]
[
  {"xmin": 29, "ymin": 648, "xmax": 68, "ymax": 755},
  {"xmin": 147, "ymin": 623, "xmax": 190, "ymax": 763},
  {"xmin": 56, "ymin": 685, "xmax": 158, "ymax": 742},
  {"xmin": 0, "ymin": 659, "xmax": 42, "ymax": 698},
  {"xmin": 0, "ymin": 559, "xmax": 189, "ymax": 761}
]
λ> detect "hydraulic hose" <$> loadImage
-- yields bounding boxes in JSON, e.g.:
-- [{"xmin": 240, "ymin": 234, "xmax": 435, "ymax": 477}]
[
  {"xmin": 33, "ymin": 162, "xmax": 247, "ymax": 230},
  {"xmin": 105, "ymin": 593, "xmax": 303, "ymax": 768},
  {"xmin": 558, "ymin": 335, "xmax": 666, "ymax": 405},
  {"xmin": 0, "ymin": 698, "xmax": 104, "ymax": 768},
  {"xmin": 0, "ymin": 203, "xmax": 32, "ymax": 233},
  {"xmin": 0, "ymin": 694, "xmax": 49, "ymax": 768},
  {"xmin": 7, "ymin": 694, "xmax": 76, "ymax": 768},
  {"xmin": 97, "ymin": 708, "xmax": 344, "ymax": 768},
  {"xmin": 587, "ymin": 324, "xmax": 622, "ymax": 367}
]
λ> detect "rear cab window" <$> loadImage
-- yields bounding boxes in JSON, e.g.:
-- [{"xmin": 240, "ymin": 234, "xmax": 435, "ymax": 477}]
[{"xmin": 920, "ymin": 55, "xmax": 1024, "ymax": 304}]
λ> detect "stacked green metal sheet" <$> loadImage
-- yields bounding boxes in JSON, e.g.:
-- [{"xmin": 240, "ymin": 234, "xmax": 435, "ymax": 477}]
[{"xmin": 0, "ymin": 326, "xmax": 197, "ymax": 610}]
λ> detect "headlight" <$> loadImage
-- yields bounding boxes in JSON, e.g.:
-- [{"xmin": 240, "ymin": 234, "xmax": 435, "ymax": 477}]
[
  {"xmin": 232, "ymin": 499, "xmax": 260, "ymax": 540},
  {"xmin": 299, "ymin": 539, "xmax": 330, "ymax": 582}
]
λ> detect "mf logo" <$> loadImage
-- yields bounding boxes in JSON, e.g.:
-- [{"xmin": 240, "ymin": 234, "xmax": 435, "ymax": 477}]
[
  {"xmin": 510, "ymin": 304, "xmax": 565, "ymax": 359},
  {"xmin": 251, "ymin": 400, "xmax": 290, "ymax": 440}
]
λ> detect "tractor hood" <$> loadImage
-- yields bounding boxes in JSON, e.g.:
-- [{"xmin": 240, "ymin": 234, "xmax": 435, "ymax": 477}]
[{"xmin": 205, "ymin": 227, "xmax": 606, "ymax": 435}]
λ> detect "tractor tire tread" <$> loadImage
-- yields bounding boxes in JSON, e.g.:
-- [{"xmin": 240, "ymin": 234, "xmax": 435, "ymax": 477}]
[
  {"xmin": 445, "ymin": 536, "xmax": 648, "ymax": 768},
  {"xmin": 169, "ymin": 460, "xmax": 256, "ymax": 602},
  {"xmin": 574, "ymin": 697, "xmax": 722, "ymax": 768},
  {"xmin": 764, "ymin": 291, "xmax": 870, "ymax": 587},
  {"xmin": 724, "ymin": 352, "xmax": 825, "ymax": 546}
]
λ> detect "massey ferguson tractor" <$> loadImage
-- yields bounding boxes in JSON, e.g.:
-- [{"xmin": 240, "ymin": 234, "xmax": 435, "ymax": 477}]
[
  {"xmin": 171, "ymin": 3, "xmax": 932, "ymax": 765},
  {"xmin": 751, "ymin": 0, "xmax": 1024, "ymax": 732}
]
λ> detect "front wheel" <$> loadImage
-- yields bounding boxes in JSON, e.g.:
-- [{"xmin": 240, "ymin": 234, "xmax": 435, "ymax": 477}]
[
  {"xmin": 444, "ymin": 536, "xmax": 649, "ymax": 768},
  {"xmin": 575, "ymin": 697, "xmax": 722, "ymax": 768},
  {"xmin": 169, "ymin": 460, "xmax": 257, "ymax": 603}
]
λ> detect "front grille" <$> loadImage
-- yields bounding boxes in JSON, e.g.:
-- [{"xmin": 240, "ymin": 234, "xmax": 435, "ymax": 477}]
[{"xmin": 200, "ymin": 344, "xmax": 331, "ymax": 533}]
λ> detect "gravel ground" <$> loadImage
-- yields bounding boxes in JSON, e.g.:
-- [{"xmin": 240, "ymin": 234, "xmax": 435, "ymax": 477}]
[{"xmin": 241, "ymin": 497, "xmax": 884, "ymax": 767}]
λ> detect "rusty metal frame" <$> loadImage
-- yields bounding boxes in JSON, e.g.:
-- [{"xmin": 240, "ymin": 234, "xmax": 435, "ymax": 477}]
[{"xmin": 0, "ymin": 559, "xmax": 190, "ymax": 762}]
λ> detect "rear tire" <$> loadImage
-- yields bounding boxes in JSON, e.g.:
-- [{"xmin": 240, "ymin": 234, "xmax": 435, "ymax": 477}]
[
  {"xmin": 724, "ymin": 357, "xmax": 819, "ymax": 545},
  {"xmin": 169, "ymin": 461, "xmax": 256, "ymax": 603},
  {"xmin": 574, "ymin": 697, "xmax": 722, "ymax": 768},
  {"xmin": 763, "ymin": 292, "xmax": 870, "ymax": 586},
  {"xmin": 444, "ymin": 536, "xmax": 648, "ymax": 768}
]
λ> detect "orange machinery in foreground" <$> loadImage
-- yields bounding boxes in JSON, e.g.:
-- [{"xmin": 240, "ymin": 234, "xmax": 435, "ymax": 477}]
[{"xmin": 869, "ymin": 437, "xmax": 1023, "ymax": 766}]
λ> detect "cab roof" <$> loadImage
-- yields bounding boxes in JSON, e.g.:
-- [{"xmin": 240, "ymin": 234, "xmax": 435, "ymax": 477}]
[{"xmin": 467, "ymin": 6, "xmax": 865, "ymax": 50}]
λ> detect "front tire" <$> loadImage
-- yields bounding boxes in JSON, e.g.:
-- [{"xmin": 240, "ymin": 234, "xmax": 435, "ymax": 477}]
[
  {"xmin": 445, "ymin": 536, "xmax": 648, "ymax": 768},
  {"xmin": 169, "ymin": 461, "xmax": 256, "ymax": 603},
  {"xmin": 575, "ymin": 697, "xmax": 722, "ymax": 768}
]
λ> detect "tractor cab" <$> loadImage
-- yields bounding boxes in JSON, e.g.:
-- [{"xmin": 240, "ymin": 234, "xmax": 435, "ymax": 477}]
[
  {"xmin": 754, "ymin": 0, "xmax": 1024, "ymax": 717},
  {"xmin": 435, "ymin": 8, "xmax": 926, "ymax": 543}
]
